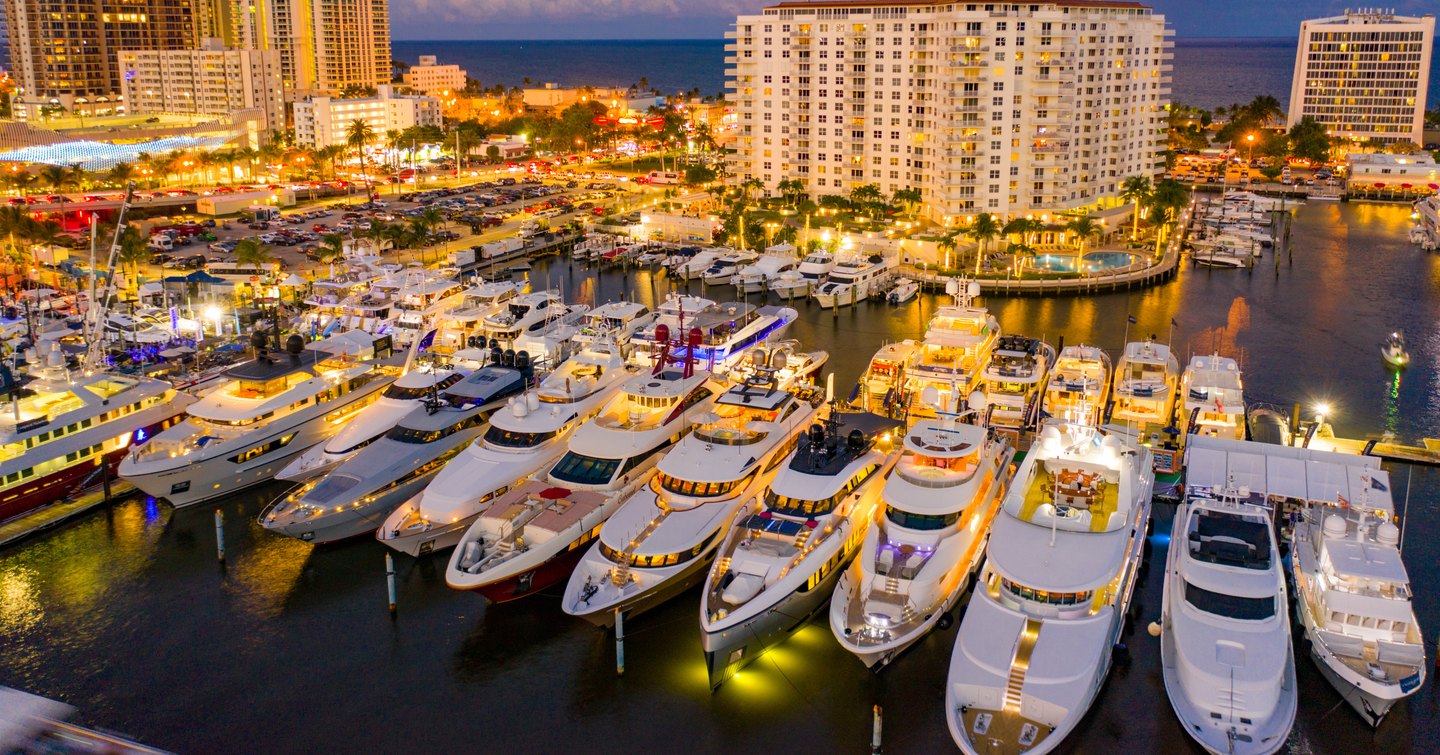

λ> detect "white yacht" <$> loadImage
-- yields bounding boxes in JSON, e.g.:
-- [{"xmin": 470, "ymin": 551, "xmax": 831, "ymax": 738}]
[
  {"xmin": 276, "ymin": 364, "xmax": 466, "ymax": 483},
  {"xmin": 512, "ymin": 303, "xmax": 592, "ymax": 366},
  {"xmin": 851, "ymin": 341, "xmax": 918, "ymax": 417},
  {"xmin": 1162, "ymin": 486, "xmax": 1296, "ymax": 755},
  {"xmin": 832, "ymin": 406, "xmax": 1014, "ymax": 668},
  {"xmin": 0, "ymin": 343, "xmax": 194, "ymax": 523},
  {"xmin": 381, "ymin": 344, "xmax": 635, "ymax": 557},
  {"xmin": 260, "ymin": 351, "xmax": 533, "ymax": 543},
  {"xmin": 721, "ymin": 340, "xmax": 827, "ymax": 391},
  {"xmin": 1181, "ymin": 355, "xmax": 1246, "ymax": 441},
  {"xmin": 451, "ymin": 351, "xmax": 724, "ymax": 602},
  {"xmin": 1110, "ymin": 339, "xmax": 1180, "ymax": 447},
  {"xmin": 981, "ymin": 335, "xmax": 1056, "ymax": 436},
  {"xmin": 1292, "ymin": 497, "xmax": 1425, "ymax": 726},
  {"xmin": 573, "ymin": 301, "xmax": 655, "ymax": 350},
  {"xmin": 479, "ymin": 290, "xmax": 568, "ymax": 347},
  {"xmin": 120, "ymin": 332, "xmax": 399, "ymax": 508},
  {"xmin": 704, "ymin": 410, "xmax": 901, "ymax": 686},
  {"xmin": 1042, "ymin": 345, "xmax": 1112, "ymax": 426},
  {"xmin": 902, "ymin": 280, "xmax": 1000, "ymax": 420},
  {"xmin": 769, "ymin": 249, "xmax": 834, "ymax": 299},
  {"xmin": 674, "ymin": 249, "xmax": 724, "ymax": 281},
  {"xmin": 732, "ymin": 251, "xmax": 796, "ymax": 294},
  {"xmin": 701, "ymin": 249, "xmax": 759, "ymax": 286},
  {"xmin": 430, "ymin": 280, "xmax": 521, "ymax": 356},
  {"xmin": 630, "ymin": 300, "xmax": 797, "ymax": 373},
  {"xmin": 946, "ymin": 422, "xmax": 1153, "ymax": 754},
  {"xmin": 627, "ymin": 293, "xmax": 717, "ymax": 366},
  {"xmin": 813, "ymin": 254, "xmax": 896, "ymax": 309},
  {"xmin": 561, "ymin": 368, "xmax": 822, "ymax": 626},
  {"xmin": 389, "ymin": 271, "xmax": 465, "ymax": 347}
]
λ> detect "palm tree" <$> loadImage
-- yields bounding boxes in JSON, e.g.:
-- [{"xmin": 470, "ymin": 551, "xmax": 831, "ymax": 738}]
[
  {"xmin": 316, "ymin": 232, "xmax": 347, "ymax": 276},
  {"xmin": 345, "ymin": 119, "xmax": 377, "ymax": 203},
  {"xmin": 39, "ymin": 164, "xmax": 72, "ymax": 194},
  {"xmin": 233, "ymin": 237, "xmax": 274, "ymax": 266},
  {"xmin": 364, "ymin": 221, "xmax": 391, "ymax": 257},
  {"xmin": 964, "ymin": 212, "xmax": 1001, "ymax": 275},
  {"xmin": 107, "ymin": 162, "xmax": 135, "ymax": 188},
  {"xmin": 1119, "ymin": 175, "xmax": 1153, "ymax": 240},
  {"xmin": 1064, "ymin": 216, "xmax": 1101, "ymax": 254},
  {"xmin": 232, "ymin": 146, "xmax": 258, "ymax": 182},
  {"xmin": 1244, "ymin": 95, "xmax": 1284, "ymax": 127},
  {"xmin": 936, "ymin": 229, "xmax": 962, "ymax": 271},
  {"xmin": 848, "ymin": 183, "xmax": 884, "ymax": 212},
  {"xmin": 739, "ymin": 177, "xmax": 765, "ymax": 202},
  {"xmin": 1146, "ymin": 179, "xmax": 1190, "ymax": 254},
  {"xmin": 892, "ymin": 187, "xmax": 922, "ymax": 217},
  {"xmin": 115, "ymin": 225, "xmax": 150, "ymax": 292},
  {"xmin": 1002, "ymin": 217, "xmax": 1044, "ymax": 248}
]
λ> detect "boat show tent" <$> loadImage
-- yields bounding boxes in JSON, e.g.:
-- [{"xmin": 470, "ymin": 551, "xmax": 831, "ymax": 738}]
[{"xmin": 1184, "ymin": 436, "xmax": 1392, "ymax": 513}]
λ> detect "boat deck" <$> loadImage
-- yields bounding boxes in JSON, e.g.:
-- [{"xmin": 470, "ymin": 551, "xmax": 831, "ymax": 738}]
[
  {"xmin": 1017, "ymin": 469, "xmax": 1115, "ymax": 533},
  {"xmin": 482, "ymin": 486, "xmax": 609, "ymax": 536}
]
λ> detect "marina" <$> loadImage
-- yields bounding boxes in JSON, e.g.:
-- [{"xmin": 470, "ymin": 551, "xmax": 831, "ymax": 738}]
[{"xmin": 0, "ymin": 200, "xmax": 1438, "ymax": 755}]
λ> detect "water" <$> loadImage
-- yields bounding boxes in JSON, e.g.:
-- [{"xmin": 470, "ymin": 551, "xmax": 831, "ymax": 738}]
[
  {"xmin": 2, "ymin": 202, "xmax": 1439, "ymax": 753},
  {"xmin": 393, "ymin": 38, "xmax": 1440, "ymax": 111}
]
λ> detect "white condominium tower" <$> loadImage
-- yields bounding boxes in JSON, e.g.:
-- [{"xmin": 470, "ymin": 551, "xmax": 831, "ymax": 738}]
[
  {"xmin": 200, "ymin": 0, "xmax": 392, "ymax": 97},
  {"xmin": 1287, "ymin": 9, "xmax": 1434, "ymax": 146},
  {"xmin": 725, "ymin": 0, "xmax": 1171, "ymax": 222}
]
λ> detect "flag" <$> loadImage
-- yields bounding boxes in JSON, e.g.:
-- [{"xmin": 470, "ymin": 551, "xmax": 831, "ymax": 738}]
[
  {"xmin": 1362, "ymin": 474, "xmax": 1389, "ymax": 492},
  {"xmin": 1337, "ymin": 493, "xmax": 1350, "ymax": 508},
  {"xmin": 1127, "ymin": 315, "xmax": 1137, "ymax": 324}
]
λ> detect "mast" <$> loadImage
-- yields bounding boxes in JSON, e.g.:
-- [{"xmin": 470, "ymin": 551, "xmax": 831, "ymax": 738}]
[{"xmin": 82, "ymin": 183, "xmax": 136, "ymax": 373}]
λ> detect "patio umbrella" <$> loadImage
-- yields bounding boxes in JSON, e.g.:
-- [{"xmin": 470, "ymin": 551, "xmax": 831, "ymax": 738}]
[
  {"xmin": 159, "ymin": 345, "xmax": 196, "ymax": 358},
  {"xmin": 279, "ymin": 273, "xmax": 308, "ymax": 287}
]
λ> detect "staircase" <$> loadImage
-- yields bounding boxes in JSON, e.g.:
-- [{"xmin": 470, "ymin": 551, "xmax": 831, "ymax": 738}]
[
  {"xmin": 1003, "ymin": 618, "xmax": 1043, "ymax": 711},
  {"xmin": 610, "ymin": 508, "xmax": 673, "ymax": 586}
]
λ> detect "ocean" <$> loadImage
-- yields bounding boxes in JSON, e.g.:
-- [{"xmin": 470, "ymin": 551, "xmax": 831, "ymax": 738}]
[{"xmin": 394, "ymin": 37, "xmax": 1440, "ymax": 113}]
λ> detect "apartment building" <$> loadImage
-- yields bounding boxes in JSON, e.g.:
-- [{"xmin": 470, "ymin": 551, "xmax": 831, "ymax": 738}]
[
  {"xmin": 1288, "ymin": 10, "xmax": 1434, "ymax": 146},
  {"xmin": 725, "ymin": 0, "xmax": 1172, "ymax": 222},
  {"xmin": 293, "ymin": 84, "xmax": 441, "ymax": 148},
  {"xmin": 402, "ymin": 54, "xmax": 466, "ymax": 96},
  {"xmin": 117, "ymin": 40, "xmax": 285, "ymax": 131},
  {"xmin": 199, "ymin": 0, "xmax": 391, "ymax": 97}
]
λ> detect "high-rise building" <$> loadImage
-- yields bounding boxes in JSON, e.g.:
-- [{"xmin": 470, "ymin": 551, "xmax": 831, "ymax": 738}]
[
  {"xmin": 402, "ymin": 54, "xmax": 466, "ymax": 96},
  {"xmin": 1287, "ymin": 10, "xmax": 1435, "ymax": 146},
  {"xmin": 7, "ymin": 0, "xmax": 199, "ymax": 114},
  {"xmin": 117, "ymin": 40, "xmax": 285, "ymax": 131},
  {"xmin": 725, "ymin": 0, "xmax": 1171, "ymax": 222},
  {"xmin": 200, "ymin": 0, "xmax": 391, "ymax": 97},
  {"xmin": 292, "ymin": 84, "xmax": 441, "ymax": 148}
]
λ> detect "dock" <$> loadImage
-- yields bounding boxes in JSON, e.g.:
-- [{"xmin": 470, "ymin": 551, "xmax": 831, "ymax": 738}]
[{"xmin": 0, "ymin": 481, "xmax": 134, "ymax": 551}]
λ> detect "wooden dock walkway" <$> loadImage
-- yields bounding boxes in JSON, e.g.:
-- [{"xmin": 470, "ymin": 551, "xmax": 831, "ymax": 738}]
[{"xmin": 0, "ymin": 481, "xmax": 134, "ymax": 550}]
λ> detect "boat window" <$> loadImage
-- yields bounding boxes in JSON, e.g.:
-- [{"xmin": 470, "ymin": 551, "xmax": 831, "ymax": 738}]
[
  {"xmin": 385, "ymin": 414, "xmax": 484, "ymax": 444},
  {"xmin": 383, "ymin": 373, "xmax": 462, "ymax": 400},
  {"xmin": 332, "ymin": 433, "xmax": 383, "ymax": 455},
  {"xmin": 999, "ymin": 578, "xmax": 1091, "ymax": 606},
  {"xmin": 483, "ymin": 426, "xmax": 559, "ymax": 448},
  {"xmin": 766, "ymin": 488, "xmax": 842, "ymax": 517},
  {"xmin": 657, "ymin": 473, "xmax": 746, "ymax": 498},
  {"xmin": 885, "ymin": 506, "xmax": 960, "ymax": 531},
  {"xmin": 551, "ymin": 451, "xmax": 621, "ymax": 486},
  {"xmin": 1184, "ymin": 581, "xmax": 1275, "ymax": 621}
]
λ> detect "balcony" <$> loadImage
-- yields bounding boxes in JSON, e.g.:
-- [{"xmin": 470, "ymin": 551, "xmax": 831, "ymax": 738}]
[{"xmin": 1033, "ymin": 141, "xmax": 1071, "ymax": 154}]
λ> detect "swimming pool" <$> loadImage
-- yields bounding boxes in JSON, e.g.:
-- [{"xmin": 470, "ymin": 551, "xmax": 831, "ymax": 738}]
[{"xmin": 1029, "ymin": 251, "xmax": 1140, "ymax": 273}]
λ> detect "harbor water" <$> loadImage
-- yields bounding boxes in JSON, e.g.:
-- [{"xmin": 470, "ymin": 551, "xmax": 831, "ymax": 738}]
[{"xmin": 1, "ymin": 201, "xmax": 1438, "ymax": 753}]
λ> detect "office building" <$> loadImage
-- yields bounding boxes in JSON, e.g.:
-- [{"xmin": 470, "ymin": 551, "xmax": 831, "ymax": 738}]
[
  {"xmin": 117, "ymin": 40, "xmax": 285, "ymax": 131},
  {"xmin": 1288, "ymin": 10, "xmax": 1435, "ymax": 146},
  {"xmin": 725, "ymin": 0, "xmax": 1172, "ymax": 222},
  {"xmin": 293, "ymin": 84, "xmax": 441, "ymax": 148},
  {"xmin": 403, "ymin": 54, "xmax": 465, "ymax": 96},
  {"xmin": 198, "ymin": 0, "xmax": 391, "ymax": 97}
]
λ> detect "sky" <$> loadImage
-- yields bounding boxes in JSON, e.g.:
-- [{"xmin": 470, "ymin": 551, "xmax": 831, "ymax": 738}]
[{"xmin": 394, "ymin": 0, "xmax": 1438, "ymax": 40}]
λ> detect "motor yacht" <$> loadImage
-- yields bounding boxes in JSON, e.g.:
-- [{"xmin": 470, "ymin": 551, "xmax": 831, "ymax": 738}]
[
  {"xmin": 631, "ymin": 299, "xmax": 797, "ymax": 373},
  {"xmin": 902, "ymin": 280, "xmax": 1000, "ymax": 420},
  {"xmin": 1292, "ymin": 492, "xmax": 1425, "ymax": 726},
  {"xmin": 627, "ymin": 293, "xmax": 718, "ymax": 366},
  {"xmin": 450, "ymin": 334, "xmax": 724, "ymax": 601},
  {"xmin": 946, "ymin": 422, "xmax": 1153, "ymax": 754},
  {"xmin": 389, "ymin": 271, "xmax": 464, "ymax": 347},
  {"xmin": 850, "ymin": 341, "xmax": 918, "ymax": 417},
  {"xmin": 120, "ymin": 331, "xmax": 399, "ymax": 507},
  {"xmin": 769, "ymin": 250, "xmax": 834, "ymax": 299},
  {"xmin": 479, "ymin": 290, "xmax": 568, "ymax": 347},
  {"xmin": 887, "ymin": 278, "xmax": 919, "ymax": 304},
  {"xmin": 561, "ymin": 364, "xmax": 822, "ymax": 626},
  {"xmin": 260, "ymin": 348, "xmax": 533, "ymax": 543},
  {"xmin": 572, "ymin": 301, "xmax": 655, "ymax": 350},
  {"xmin": 1180, "ymin": 355, "xmax": 1246, "ymax": 441},
  {"xmin": 1161, "ymin": 485, "xmax": 1296, "ymax": 755},
  {"xmin": 1110, "ymin": 339, "xmax": 1180, "ymax": 444},
  {"xmin": 813, "ymin": 254, "xmax": 896, "ymax": 309},
  {"xmin": 382, "ymin": 344, "xmax": 634, "ymax": 557},
  {"xmin": 1042, "ymin": 345, "xmax": 1111, "ymax": 426},
  {"xmin": 674, "ymin": 249, "xmax": 724, "ymax": 281},
  {"xmin": 980, "ymin": 335, "xmax": 1056, "ymax": 436},
  {"xmin": 429, "ymin": 280, "xmax": 522, "ymax": 356},
  {"xmin": 0, "ymin": 343, "xmax": 194, "ymax": 523},
  {"xmin": 701, "ymin": 249, "xmax": 759, "ymax": 286},
  {"xmin": 830, "ymin": 404, "xmax": 1013, "ymax": 669},
  {"xmin": 732, "ymin": 252, "xmax": 797, "ymax": 294}
]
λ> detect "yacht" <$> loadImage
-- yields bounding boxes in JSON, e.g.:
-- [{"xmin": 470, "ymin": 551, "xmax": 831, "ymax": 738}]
[
  {"xmin": 260, "ymin": 349, "xmax": 533, "ymax": 543},
  {"xmin": 479, "ymin": 290, "xmax": 567, "ymax": 347},
  {"xmin": 276, "ymin": 364, "xmax": 466, "ymax": 483},
  {"xmin": 832, "ymin": 407, "xmax": 1014, "ymax": 668},
  {"xmin": 902, "ymin": 280, "xmax": 1000, "ymax": 420},
  {"xmin": 573, "ymin": 301, "xmax": 655, "ymax": 350},
  {"xmin": 561, "ymin": 366, "xmax": 822, "ymax": 626},
  {"xmin": 980, "ymin": 335, "xmax": 1056, "ymax": 436},
  {"xmin": 512, "ymin": 303, "xmax": 592, "ymax": 366},
  {"xmin": 769, "ymin": 250, "xmax": 834, "ymax": 299},
  {"xmin": 389, "ymin": 271, "xmax": 464, "ymax": 347},
  {"xmin": 430, "ymin": 280, "xmax": 521, "ymax": 356},
  {"xmin": 1162, "ymin": 486, "xmax": 1296, "ymax": 755},
  {"xmin": 813, "ymin": 254, "xmax": 896, "ymax": 309},
  {"xmin": 0, "ymin": 343, "xmax": 194, "ymax": 523},
  {"xmin": 701, "ymin": 249, "xmax": 759, "ymax": 286},
  {"xmin": 451, "ymin": 342, "xmax": 724, "ymax": 601},
  {"xmin": 381, "ymin": 344, "xmax": 635, "ymax": 557},
  {"xmin": 704, "ymin": 409, "xmax": 901, "ymax": 686},
  {"xmin": 1110, "ymin": 339, "xmax": 1180, "ymax": 448},
  {"xmin": 120, "ymin": 332, "xmax": 399, "ymax": 508},
  {"xmin": 631, "ymin": 300, "xmax": 797, "ymax": 373},
  {"xmin": 1193, "ymin": 246, "xmax": 1249, "ymax": 269},
  {"xmin": 721, "ymin": 340, "xmax": 827, "ymax": 391},
  {"xmin": 1181, "ymin": 355, "xmax": 1246, "ymax": 441},
  {"xmin": 851, "ymin": 341, "xmax": 918, "ymax": 417},
  {"xmin": 732, "ymin": 252, "xmax": 796, "ymax": 294},
  {"xmin": 946, "ymin": 422, "xmax": 1153, "ymax": 754},
  {"xmin": 887, "ymin": 278, "xmax": 919, "ymax": 304},
  {"xmin": 674, "ymin": 249, "xmax": 724, "ymax": 281},
  {"xmin": 1292, "ymin": 499, "xmax": 1425, "ymax": 726},
  {"xmin": 627, "ymin": 294, "xmax": 717, "ymax": 366},
  {"xmin": 1042, "ymin": 345, "xmax": 1111, "ymax": 426}
]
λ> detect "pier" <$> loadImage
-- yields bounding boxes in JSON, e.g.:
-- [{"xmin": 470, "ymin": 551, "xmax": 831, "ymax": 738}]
[{"xmin": 0, "ymin": 480, "xmax": 135, "ymax": 550}]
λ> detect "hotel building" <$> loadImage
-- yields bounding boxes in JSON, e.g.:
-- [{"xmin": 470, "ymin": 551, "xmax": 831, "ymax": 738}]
[
  {"xmin": 402, "ymin": 55, "xmax": 466, "ymax": 96},
  {"xmin": 117, "ymin": 40, "xmax": 285, "ymax": 131},
  {"xmin": 725, "ymin": 0, "xmax": 1172, "ymax": 222},
  {"xmin": 1287, "ymin": 10, "xmax": 1434, "ymax": 146},
  {"xmin": 292, "ymin": 84, "xmax": 441, "ymax": 148},
  {"xmin": 199, "ymin": 0, "xmax": 392, "ymax": 97}
]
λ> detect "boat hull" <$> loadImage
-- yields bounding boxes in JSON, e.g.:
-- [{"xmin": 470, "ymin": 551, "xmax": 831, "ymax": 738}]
[
  {"xmin": 472, "ymin": 541, "xmax": 590, "ymax": 603},
  {"xmin": 379, "ymin": 515, "xmax": 473, "ymax": 557},
  {"xmin": 1292, "ymin": 588, "xmax": 1417, "ymax": 727},
  {"xmin": 569, "ymin": 551, "xmax": 714, "ymax": 628},
  {"xmin": 703, "ymin": 561, "xmax": 845, "ymax": 687},
  {"xmin": 267, "ymin": 476, "xmax": 429, "ymax": 544}
]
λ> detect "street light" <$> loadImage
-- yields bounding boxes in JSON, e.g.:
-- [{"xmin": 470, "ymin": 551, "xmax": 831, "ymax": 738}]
[{"xmin": 1245, "ymin": 134, "xmax": 1255, "ymax": 187}]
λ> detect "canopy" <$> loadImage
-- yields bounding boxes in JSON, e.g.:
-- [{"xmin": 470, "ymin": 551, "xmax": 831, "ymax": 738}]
[
  {"xmin": 279, "ymin": 273, "xmax": 309, "ymax": 287},
  {"xmin": 163, "ymin": 271, "xmax": 227, "ymax": 284}
]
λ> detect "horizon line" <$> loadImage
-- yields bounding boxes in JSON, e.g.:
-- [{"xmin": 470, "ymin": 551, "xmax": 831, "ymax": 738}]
[{"xmin": 392, "ymin": 34, "xmax": 1299, "ymax": 42}]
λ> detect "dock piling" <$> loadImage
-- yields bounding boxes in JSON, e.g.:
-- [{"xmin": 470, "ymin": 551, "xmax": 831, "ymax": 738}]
[
  {"xmin": 386, "ymin": 553, "xmax": 397, "ymax": 615},
  {"xmin": 871, "ymin": 705, "xmax": 883, "ymax": 754},
  {"xmin": 213, "ymin": 509, "xmax": 225, "ymax": 563},
  {"xmin": 615, "ymin": 608, "xmax": 626, "ymax": 676}
]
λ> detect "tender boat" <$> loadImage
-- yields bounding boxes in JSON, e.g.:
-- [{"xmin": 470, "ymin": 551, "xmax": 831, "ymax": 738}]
[
  {"xmin": 769, "ymin": 250, "xmax": 834, "ymax": 299},
  {"xmin": 673, "ymin": 249, "xmax": 724, "ymax": 281},
  {"xmin": 259, "ymin": 348, "xmax": 532, "ymax": 543},
  {"xmin": 721, "ymin": 340, "xmax": 827, "ymax": 390},
  {"xmin": 1291, "ymin": 492, "xmax": 1425, "ymax": 726},
  {"xmin": 813, "ymin": 254, "xmax": 895, "ymax": 309},
  {"xmin": 120, "ymin": 332, "xmax": 398, "ymax": 507},
  {"xmin": 0, "ymin": 343, "xmax": 194, "ymax": 523},
  {"xmin": 946, "ymin": 422, "xmax": 1153, "ymax": 754},
  {"xmin": 1381, "ymin": 331, "xmax": 1409, "ymax": 369},
  {"xmin": 1042, "ymin": 345, "xmax": 1111, "ymax": 426},
  {"xmin": 1161, "ymin": 485, "xmax": 1296, "ymax": 755},
  {"xmin": 561, "ymin": 362, "xmax": 823, "ymax": 626},
  {"xmin": 380, "ymin": 344, "xmax": 634, "ymax": 557},
  {"xmin": 902, "ymin": 279, "xmax": 1000, "ymax": 420},
  {"xmin": 1181, "ymin": 355, "xmax": 1246, "ymax": 441},
  {"xmin": 732, "ymin": 251, "xmax": 797, "ymax": 294},
  {"xmin": 831, "ymin": 403, "xmax": 1014, "ymax": 669},
  {"xmin": 980, "ymin": 335, "xmax": 1056, "ymax": 436},
  {"xmin": 702, "ymin": 249, "xmax": 759, "ymax": 286},
  {"xmin": 1109, "ymin": 339, "xmax": 1180, "ymax": 449},
  {"xmin": 887, "ymin": 278, "xmax": 919, "ymax": 304}
]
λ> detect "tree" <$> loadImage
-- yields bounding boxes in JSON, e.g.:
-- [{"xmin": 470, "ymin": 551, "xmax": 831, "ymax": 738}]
[
  {"xmin": 777, "ymin": 178, "xmax": 806, "ymax": 208},
  {"xmin": 740, "ymin": 177, "xmax": 765, "ymax": 201},
  {"xmin": 1064, "ymin": 216, "xmax": 1101, "ymax": 254},
  {"xmin": 115, "ymin": 225, "xmax": 150, "ymax": 291},
  {"xmin": 1386, "ymin": 141, "xmax": 1422, "ymax": 155},
  {"xmin": 1002, "ymin": 217, "xmax": 1044, "ymax": 247},
  {"xmin": 485, "ymin": 144, "xmax": 501, "ymax": 163},
  {"xmin": 892, "ymin": 187, "xmax": 922, "ymax": 217},
  {"xmin": 1145, "ymin": 179, "xmax": 1190, "ymax": 254},
  {"xmin": 233, "ymin": 238, "xmax": 273, "ymax": 266},
  {"xmin": 1288, "ymin": 117, "xmax": 1332, "ymax": 164},
  {"xmin": 106, "ymin": 162, "xmax": 134, "ymax": 188},
  {"xmin": 1119, "ymin": 175, "xmax": 1152, "ymax": 240},
  {"xmin": 848, "ymin": 183, "xmax": 884, "ymax": 212},
  {"xmin": 346, "ymin": 119, "xmax": 377, "ymax": 202},
  {"xmin": 1243, "ymin": 95, "xmax": 1284, "ymax": 127},
  {"xmin": 39, "ymin": 164, "xmax": 72, "ymax": 194},
  {"xmin": 684, "ymin": 164, "xmax": 717, "ymax": 185},
  {"xmin": 316, "ymin": 232, "xmax": 346, "ymax": 275},
  {"xmin": 817, "ymin": 194, "xmax": 851, "ymax": 213},
  {"xmin": 964, "ymin": 213, "xmax": 1001, "ymax": 275}
]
